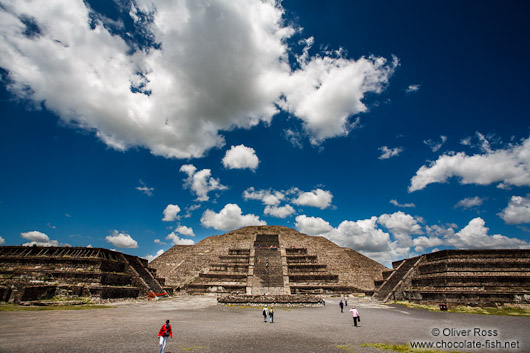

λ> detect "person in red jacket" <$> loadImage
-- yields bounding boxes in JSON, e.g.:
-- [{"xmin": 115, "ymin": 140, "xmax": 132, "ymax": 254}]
[{"xmin": 157, "ymin": 319, "xmax": 172, "ymax": 353}]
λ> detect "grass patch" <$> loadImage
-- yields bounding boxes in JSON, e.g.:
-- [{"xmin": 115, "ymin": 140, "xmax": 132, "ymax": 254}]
[
  {"xmin": 389, "ymin": 301, "xmax": 530, "ymax": 317},
  {"xmin": 336, "ymin": 344, "xmax": 356, "ymax": 352},
  {"xmin": 0, "ymin": 303, "xmax": 115, "ymax": 311},
  {"xmin": 361, "ymin": 343, "xmax": 461, "ymax": 353}
]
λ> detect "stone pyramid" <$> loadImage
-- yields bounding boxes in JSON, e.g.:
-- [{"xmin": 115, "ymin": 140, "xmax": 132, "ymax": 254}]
[{"xmin": 151, "ymin": 225, "xmax": 387, "ymax": 295}]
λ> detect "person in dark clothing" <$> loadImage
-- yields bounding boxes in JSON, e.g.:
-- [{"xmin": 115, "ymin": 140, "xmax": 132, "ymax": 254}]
[{"xmin": 339, "ymin": 300, "xmax": 344, "ymax": 313}]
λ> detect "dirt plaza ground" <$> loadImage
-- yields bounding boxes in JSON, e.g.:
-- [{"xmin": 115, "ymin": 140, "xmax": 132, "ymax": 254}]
[{"xmin": 0, "ymin": 296, "xmax": 529, "ymax": 353}]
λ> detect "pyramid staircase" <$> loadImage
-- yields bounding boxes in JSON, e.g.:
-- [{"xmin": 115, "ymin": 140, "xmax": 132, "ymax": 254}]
[
  {"xmin": 373, "ymin": 249, "xmax": 530, "ymax": 305},
  {"xmin": 287, "ymin": 247, "xmax": 357, "ymax": 295},
  {"xmin": 0, "ymin": 246, "xmax": 169, "ymax": 302},
  {"xmin": 185, "ymin": 249, "xmax": 249, "ymax": 294},
  {"xmin": 185, "ymin": 233, "xmax": 359, "ymax": 296}
]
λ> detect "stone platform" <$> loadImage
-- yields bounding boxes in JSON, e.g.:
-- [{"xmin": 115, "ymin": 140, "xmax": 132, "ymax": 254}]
[
  {"xmin": 0, "ymin": 246, "xmax": 168, "ymax": 302},
  {"xmin": 373, "ymin": 249, "xmax": 530, "ymax": 306},
  {"xmin": 152, "ymin": 226, "xmax": 387, "ymax": 297}
]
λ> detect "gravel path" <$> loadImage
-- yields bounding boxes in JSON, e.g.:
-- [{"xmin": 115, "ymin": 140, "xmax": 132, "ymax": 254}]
[{"xmin": 0, "ymin": 296, "xmax": 528, "ymax": 353}]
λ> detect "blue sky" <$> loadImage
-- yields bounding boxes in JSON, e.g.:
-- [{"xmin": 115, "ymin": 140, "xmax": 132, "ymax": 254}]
[{"xmin": 1, "ymin": 0, "xmax": 529, "ymax": 266}]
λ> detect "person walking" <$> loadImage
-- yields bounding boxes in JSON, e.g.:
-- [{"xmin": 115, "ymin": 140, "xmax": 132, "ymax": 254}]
[
  {"xmin": 157, "ymin": 319, "xmax": 172, "ymax": 353},
  {"xmin": 269, "ymin": 306, "xmax": 274, "ymax": 323},
  {"xmin": 349, "ymin": 306, "xmax": 360, "ymax": 327},
  {"xmin": 262, "ymin": 306, "xmax": 269, "ymax": 322},
  {"xmin": 339, "ymin": 299, "xmax": 344, "ymax": 313},
  {"xmin": 344, "ymin": 297, "xmax": 348, "ymax": 306}
]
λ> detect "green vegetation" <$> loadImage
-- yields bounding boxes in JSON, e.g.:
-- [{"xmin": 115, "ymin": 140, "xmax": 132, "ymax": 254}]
[
  {"xmin": 361, "ymin": 343, "xmax": 462, "ymax": 353},
  {"xmin": 336, "ymin": 344, "xmax": 356, "ymax": 352},
  {"xmin": 388, "ymin": 301, "xmax": 530, "ymax": 317}
]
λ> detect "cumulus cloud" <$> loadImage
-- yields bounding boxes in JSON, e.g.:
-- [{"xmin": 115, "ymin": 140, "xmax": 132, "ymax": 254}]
[
  {"xmin": 20, "ymin": 230, "xmax": 65, "ymax": 246},
  {"xmin": 145, "ymin": 249, "xmax": 165, "ymax": 262},
  {"xmin": 222, "ymin": 145, "xmax": 259, "ymax": 171},
  {"xmin": 424, "ymin": 135, "xmax": 447, "ymax": 153},
  {"xmin": 154, "ymin": 239, "xmax": 167, "ymax": 245},
  {"xmin": 162, "ymin": 204, "xmax": 181, "ymax": 221},
  {"xmin": 175, "ymin": 225, "xmax": 195, "ymax": 237},
  {"xmin": 264, "ymin": 204, "xmax": 296, "ymax": 218},
  {"xmin": 455, "ymin": 196, "xmax": 484, "ymax": 210},
  {"xmin": 390, "ymin": 199, "xmax": 415, "ymax": 208},
  {"xmin": 294, "ymin": 212, "xmax": 529, "ymax": 266},
  {"xmin": 409, "ymin": 134, "xmax": 530, "ymax": 192},
  {"xmin": 326, "ymin": 218, "xmax": 393, "ymax": 253},
  {"xmin": 135, "ymin": 179, "xmax": 154, "ymax": 196},
  {"xmin": 105, "ymin": 230, "xmax": 138, "ymax": 248},
  {"xmin": 166, "ymin": 231, "xmax": 195, "ymax": 245},
  {"xmin": 0, "ymin": 0, "xmax": 396, "ymax": 159},
  {"xmin": 498, "ymin": 195, "xmax": 530, "ymax": 224},
  {"xmin": 295, "ymin": 215, "xmax": 333, "ymax": 235},
  {"xmin": 243, "ymin": 187, "xmax": 285, "ymax": 206},
  {"xmin": 446, "ymin": 217, "xmax": 529, "ymax": 249},
  {"xmin": 201, "ymin": 203, "xmax": 266, "ymax": 231},
  {"xmin": 0, "ymin": 236, "xmax": 4, "ymax": 245},
  {"xmin": 180, "ymin": 164, "xmax": 227, "ymax": 201},
  {"xmin": 378, "ymin": 146, "xmax": 403, "ymax": 160},
  {"xmin": 292, "ymin": 188, "xmax": 333, "ymax": 209}
]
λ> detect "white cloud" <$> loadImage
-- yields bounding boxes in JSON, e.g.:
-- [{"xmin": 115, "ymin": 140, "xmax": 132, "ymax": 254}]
[
  {"xmin": 175, "ymin": 225, "xmax": 195, "ymax": 237},
  {"xmin": 446, "ymin": 217, "xmax": 530, "ymax": 249},
  {"xmin": 0, "ymin": 0, "xmax": 396, "ymax": 159},
  {"xmin": 222, "ymin": 145, "xmax": 259, "ymax": 171},
  {"xmin": 166, "ymin": 231, "xmax": 195, "ymax": 245},
  {"xmin": 180, "ymin": 164, "xmax": 227, "ymax": 201},
  {"xmin": 378, "ymin": 211, "xmax": 423, "ymax": 236},
  {"xmin": 405, "ymin": 84, "xmax": 420, "ymax": 94},
  {"xmin": 162, "ymin": 204, "xmax": 181, "ymax": 221},
  {"xmin": 292, "ymin": 188, "xmax": 333, "ymax": 209},
  {"xmin": 20, "ymin": 230, "xmax": 64, "ymax": 246},
  {"xmin": 264, "ymin": 204, "xmax": 295, "ymax": 218},
  {"xmin": 0, "ymin": 236, "xmax": 5, "ymax": 245},
  {"xmin": 280, "ymin": 51, "xmax": 398, "ymax": 145},
  {"xmin": 424, "ymin": 135, "xmax": 447, "ymax": 153},
  {"xmin": 243, "ymin": 187, "xmax": 285, "ymax": 206},
  {"xmin": 105, "ymin": 230, "xmax": 138, "ymax": 248},
  {"xmin": 135, "ymin": 179, "xmax": 154, "ymax": 196},
  {"xmin": 145, "ymin": 249, "xmax": 165, "ymax": 262},
  {"xmin": 325, "ymin": 218, "xmax": 393, "ymax": 253},
  {"xmin": 154, "ymin": 239, "xmax": 166, "ymax": 245},
  {"xmin": 201, "ymin": 203, "xmax": 266, "ymax": 231},
  {"xmin": 378, "ymin": 146, "xmax": 403, "ymax": 160},
  {"xmin": 294, "ymin": 215, "xmax": 333, "ymax": 235},
  {"xmin": 409, "ymin": 134, "xmax": 530, "ymax": 192},
  {"xmin": 499, "ymin": 195, "xmax": 530, "ymax": 224},
  {"xmin": 389, "ymin": 199, "xmax": 416, "ymax": 208},
  {"xmin": 378, "ymin": 211, "xmax": 423, "ymax": 247},
  {"xmin": 455, "ymin": 196, "xmax": 484, "ymax": 210}
]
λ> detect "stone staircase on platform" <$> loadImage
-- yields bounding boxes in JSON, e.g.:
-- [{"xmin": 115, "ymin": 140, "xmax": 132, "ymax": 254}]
[
  {"xmin": 0, "ymin": 246, "xmax": 169, "ymax": 302},
  {"xmin": 373, "ymin": 249, "xmax": 530, "ymax": 306},
  {"xmin": 286, "ymin": 247, "xmax": 355, "ymax": 295},
  {"xmin": 185, "ymin": 249, "xmax": 249, "ymax": 294}
]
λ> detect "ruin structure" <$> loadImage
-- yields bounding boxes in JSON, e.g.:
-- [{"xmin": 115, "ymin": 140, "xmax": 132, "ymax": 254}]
[
  {"xmin": 0, "ymin": 246, "xmax": 168, "ymax": 302},
  {"xmin": 151, "ymin": 226, "xmax": 386, "ymax": 296},
  {"xmin": 373, "ymin": 249, "xmax": 530, "ymax": 306}
]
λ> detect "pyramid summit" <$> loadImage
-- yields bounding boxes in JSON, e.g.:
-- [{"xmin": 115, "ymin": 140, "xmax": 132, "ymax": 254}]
[{"xmin": 150, "ymin": 225, "xmax": 386, "ymax": 295}]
